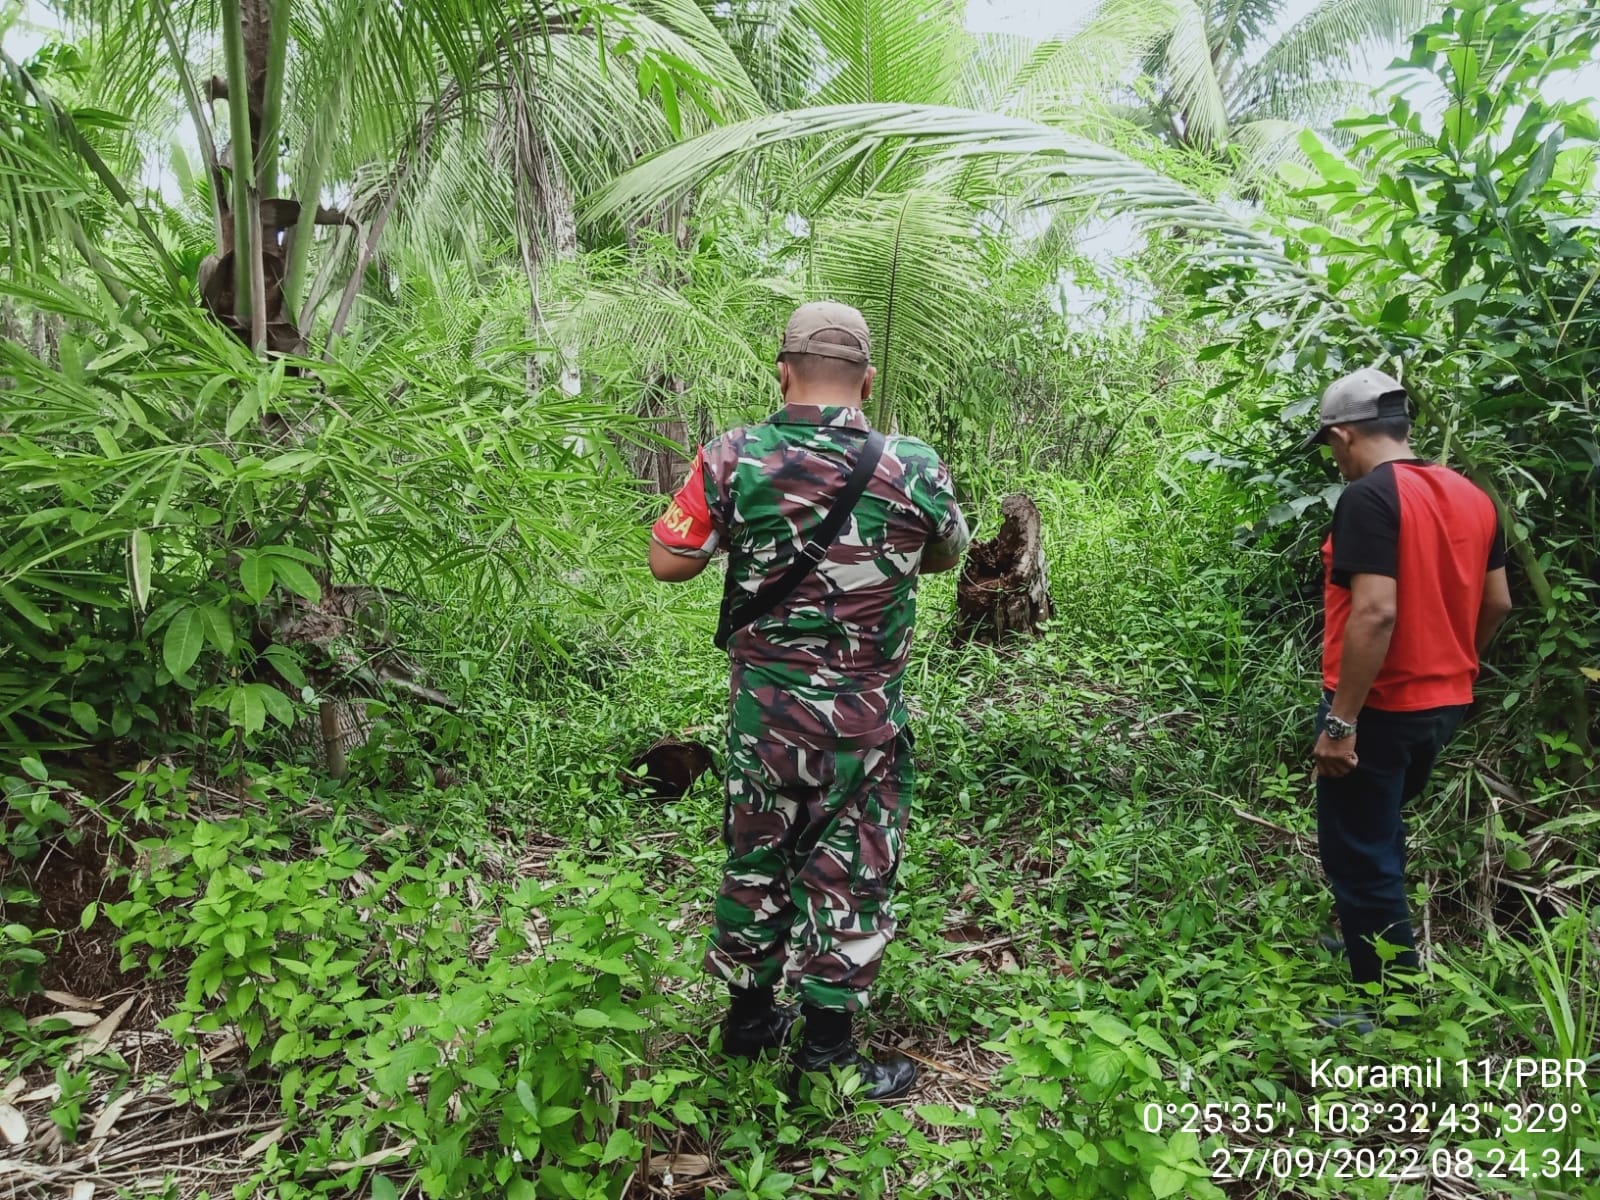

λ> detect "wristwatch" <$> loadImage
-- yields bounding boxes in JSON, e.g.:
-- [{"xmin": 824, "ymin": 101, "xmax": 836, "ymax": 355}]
[{"xmin": 1323, "ymin": 713, "xmax": 1358, "ymax": 740}]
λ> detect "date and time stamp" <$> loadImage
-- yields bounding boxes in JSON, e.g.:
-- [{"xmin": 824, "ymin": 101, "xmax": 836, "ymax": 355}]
[{"xmin": 1142, "ymin": 1057, "xmax": 1594, "ymax": 1184}]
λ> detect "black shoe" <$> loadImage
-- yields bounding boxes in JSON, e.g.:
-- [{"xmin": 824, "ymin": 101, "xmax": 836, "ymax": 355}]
[
  {"xmin": 790, "ymin": 1039, "xmax": 918, "ymax": 1101},
  {"xmin": 721, "ymin": 1003, "xmax": 799, "ymax": 1059},
  {"xmin": 1316, "ymin": 933, "xmax": 1345, "ymax": 954}
]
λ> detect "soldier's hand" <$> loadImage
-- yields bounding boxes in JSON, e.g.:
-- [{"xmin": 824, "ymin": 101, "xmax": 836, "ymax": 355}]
[{"xmin": 1311, "ymin": 731, "xmax": 1358, "ymax": 779}]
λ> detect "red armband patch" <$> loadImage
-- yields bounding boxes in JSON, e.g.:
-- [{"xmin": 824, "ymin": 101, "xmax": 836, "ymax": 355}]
[{"xmin": 651, "ymin": 448, "xmax": 716, "ymax": 552}]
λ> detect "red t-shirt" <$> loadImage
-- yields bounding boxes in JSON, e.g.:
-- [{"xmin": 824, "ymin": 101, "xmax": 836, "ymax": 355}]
[{"xmin": 1322, "ymin": 460, "xmax": 1505, "ymax": 711}]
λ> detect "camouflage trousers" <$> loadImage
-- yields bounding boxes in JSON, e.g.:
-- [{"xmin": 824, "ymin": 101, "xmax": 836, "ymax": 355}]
[{"xmin": 704, "ymin": 727, "xmax": 914, "ymax": 1013}]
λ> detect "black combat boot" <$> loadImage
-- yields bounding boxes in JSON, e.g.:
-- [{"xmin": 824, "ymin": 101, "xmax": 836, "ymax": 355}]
[
  {"xmin": 720, "ymin": 984, "xmax": 799, "ymax": 1058},
  {"xmin": 789, "ymin": 1005, "xmax": 917, "ymax": 1101}
]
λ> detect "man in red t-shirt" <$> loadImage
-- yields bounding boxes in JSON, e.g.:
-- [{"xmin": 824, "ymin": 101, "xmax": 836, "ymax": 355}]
[{"xmin": 1306, "ymin": 368, "xmax": 1511, "ymax": 1006}]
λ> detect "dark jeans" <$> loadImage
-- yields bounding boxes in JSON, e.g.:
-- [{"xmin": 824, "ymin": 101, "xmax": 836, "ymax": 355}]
[{"xmin": 1315, "ymin": 694, "xmax": 1468, "ymax": 988}]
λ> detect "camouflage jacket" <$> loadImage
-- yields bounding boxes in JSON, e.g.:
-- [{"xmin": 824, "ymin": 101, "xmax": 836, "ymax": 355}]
[{"xmin": 653, "ymin": 403, "xmax": 968, "ymax": 748}]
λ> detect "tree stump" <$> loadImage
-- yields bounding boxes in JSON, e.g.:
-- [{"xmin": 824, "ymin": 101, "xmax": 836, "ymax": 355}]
[{"xmin": 954, "ymin": 493, "xmax": 1053, "ymax": 642}]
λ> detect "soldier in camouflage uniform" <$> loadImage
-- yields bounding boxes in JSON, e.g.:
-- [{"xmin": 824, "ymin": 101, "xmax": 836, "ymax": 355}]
[{"xmin": 649, "ymin": 301, "xmax": 969, "ymax": 1100}]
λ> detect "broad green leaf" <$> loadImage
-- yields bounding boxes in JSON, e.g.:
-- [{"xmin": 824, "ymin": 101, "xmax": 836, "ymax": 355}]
[
  {"xmin": 598, "ymin": 1128, "xmax": 641, "ymax": 1165},
  {"xmin": 269, "ymin": 558, "xmax": 321, "ymax": 604},
  {"xmin": 198, "ymin": 605, "xmax": 235, "ymax": 654},
  {"xmin": 263, "ymin": 645, "xmax": 308, "ymax": 688},
  {"xmin": 162, "ymin": 608, "xmax": 205, "ymax": 678},
  {"xmin": 370, "ymin": 1176, "xmax": 398, "ymax": 1200},
  {"xmin": 516, "ymin": 1078, "xmax": 538, "ymax": 1116},
  {"xmin": 229, "ymin": 686, "xmax": 267, "ymax": 735},
  {"xmin": 129, "ymin": 530, "xmax": 152, "ymax": 610},
  {"xmin": 1083, "ymin": 1012, "xmax": 1134, "ymax": 1044},
  {"xmin": 659, "ymin": 74, "xmax": 681, "ymax": 138},
  {"xmin": 261, "ymin": 543, "xmax": 322, "ymax": 564},
  {"xmin": 255, "ymin": 685, "xmax": 295, "ymax": 727},
  {"xmin": 571, "ymin": 1006, "xmax": 648, "ymax": 1030},
  {"xmin": 239, "ymin": 556, "xmax": 274, "ymax": 603},
  {"xmin": 225, "ymin": 386, "xmax": 261, "ymax": 437},
  {"xmin": 1150, "ymin": 1164, "xmax": 1186, "ymax": 1199},
  {"xmin": 1134, "ymin": 1025, "xmax": 1176, "ymax": 1058},
  {"xmin": 69, "ymin": 702, "xmax": 99, "ymax": 735}
]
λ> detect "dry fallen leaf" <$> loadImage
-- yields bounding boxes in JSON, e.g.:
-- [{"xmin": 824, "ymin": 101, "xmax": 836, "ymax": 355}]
[
  {"xmin": 72, "ymin": 996, "xmax": 134, "ymax": 1063},
  {"xmin": 327, "ymin": 1139, "xmax": 416, "ymax": 1170},
  {"xmin": 70, "ymin": 1182, "xmax": 95, "ymax": 1200},
  {"xmin": 240, "ymin": 1123, "xmax": 285, "ymax": 1160},
  {"xmin": 42, "ymin": 990, "xmax": 103, "ymax": 1011},
  {"xmin": 88, "ymin": 1092, "xmax": 136, "ymax": 1144},
  {"xmin": 26, "ymin": 1010, "xmax": 100, "ymax": 1028},
  {"xmin": 202, "ymin": 1033, "xmax": 243, "ymax": 1063},
  {"xmin": 18, "ymin": 1085, "xmax": 60, "ymax": 1105},
  {"xmin": 649, "ymin": 1153, "xmax": 713, "ymax": 1180},
  {"xmin": 0, "ymin": 1103, "xmax": 27, "ymax": 1146}
]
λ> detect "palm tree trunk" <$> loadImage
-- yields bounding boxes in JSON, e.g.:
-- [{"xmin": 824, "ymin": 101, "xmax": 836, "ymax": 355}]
[
  {"xmin": 509, "ymin": 63, "xmax": 580, "ymax": 402},
  {"xmin": 220, "ymin": 0, "xmax": 258, "ymax": 339}
]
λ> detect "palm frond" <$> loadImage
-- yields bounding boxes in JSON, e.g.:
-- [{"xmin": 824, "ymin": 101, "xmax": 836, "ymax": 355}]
[
  {"xmin": 1238, "ymin": 0, "xmax": 1439, "ymax": 104},
  {"xmin": 955, "ymin": 0, "xmax": 1178, "ymax": 126},
  {"xmin": 1161, "ymin": 0, "xmax": 1229, "ymax": 149},
  {"xmin": 1228, "ymin": 117, "xmax": 1308, "ymax": 185},
  {"xmin": 808, "ymin": 189, "xmax": 984, "ymax": 430},
  {"xmin": 556, "ymin": 263, "xmax": 800, "ymax": 426},
  {"xmin": 781, "ymin": 0, "xmax": 969, "ymax": 109},
  {"xmin": 590, "ymin": 103, "xmax": 1269, "ymax": 259},
  {"xmin": 1233, "ymin": 77, "xmax": 1374, "ymax": 127}
]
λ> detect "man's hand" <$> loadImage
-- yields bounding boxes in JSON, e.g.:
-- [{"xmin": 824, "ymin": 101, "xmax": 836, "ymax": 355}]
[
  {"xmin": 649, "ymin": 538, "xmax": 710, "ymax": 582},
  {"xmin": 1312, "ymin": 730, "xmax": 1358, "ymax": 778},
  {"xmin": 1476, "ymin": 566, "xmax": 1511, "ymax": 656}
]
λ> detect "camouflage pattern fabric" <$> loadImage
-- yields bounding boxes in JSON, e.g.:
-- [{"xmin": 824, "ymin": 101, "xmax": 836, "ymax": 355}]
[
  {"xmin": 705, "ymin": 726, "xmax": 914, "ymax": 1012},
  {"xmin": 652, "ymin": 401, "xmax": 966, "ymax": 1011},
  {"xmin": 654, "ymin": 403, "xmax": 969, "ymax": 749}
]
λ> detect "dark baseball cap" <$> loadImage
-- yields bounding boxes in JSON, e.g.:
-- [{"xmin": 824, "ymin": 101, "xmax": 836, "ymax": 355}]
[
  {"xmin": 778, "ymin": 301, "xmax": 872, "ymax": 364},
  {"xmin": 1302, "ymin": 367, "xmax": 1411, "ymax": 449}
]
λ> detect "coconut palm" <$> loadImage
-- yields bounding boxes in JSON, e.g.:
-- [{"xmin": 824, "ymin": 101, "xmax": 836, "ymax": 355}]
[
  {"xmin": 1136, "ymin": 0, "xmax": 1439, "ymax": 167},
  {"xmin": 0, "ymin": 0, "xmax": 747, "ymax": 760},
  {"xmin": 574, "ymin": 0, "xmax": 1449, "ymax": 434},
  {"xmin": 563, "ymin": 0, "xmax": 1206, "ymax": 435},
  {"xmin": 1, "ymin": 0, "xmax": 746, "ymax": 361}
]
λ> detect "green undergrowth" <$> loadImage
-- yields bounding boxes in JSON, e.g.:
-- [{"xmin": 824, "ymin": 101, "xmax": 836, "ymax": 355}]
[{"xmin": 6, "ymin": 472, "xmax": 1597, "ymax": 1200}]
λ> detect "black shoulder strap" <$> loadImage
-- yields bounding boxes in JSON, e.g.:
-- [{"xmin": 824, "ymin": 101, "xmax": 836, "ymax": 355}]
[{"xmin": 714, "ymin": 430, "xmax": 886, "ymax": 651}]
